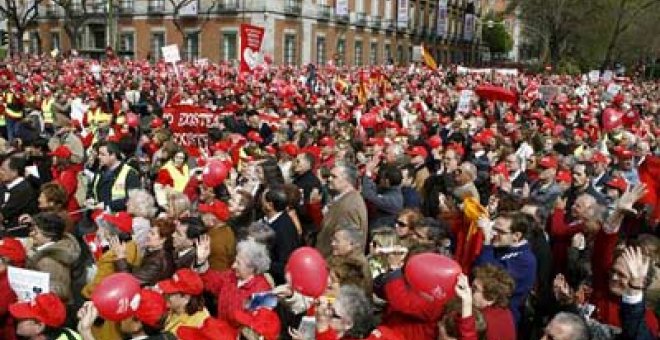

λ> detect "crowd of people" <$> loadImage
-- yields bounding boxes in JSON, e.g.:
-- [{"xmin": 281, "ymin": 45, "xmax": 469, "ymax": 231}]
[{"xmin": 0, "ymin": 54, "xmax": 658, "ymax": 340}]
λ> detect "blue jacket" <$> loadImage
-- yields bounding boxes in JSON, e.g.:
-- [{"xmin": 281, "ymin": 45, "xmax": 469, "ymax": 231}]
[
  {"xmin": 619, "ymin": 296, "xmax": 656, "ymax": 340},
  {"xmin": 474, "ymin": 242, "xmax": 537, "ymax": 324}
]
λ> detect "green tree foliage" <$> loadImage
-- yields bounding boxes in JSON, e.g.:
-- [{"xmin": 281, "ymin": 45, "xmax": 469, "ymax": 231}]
[{"xmin": 482, "ymin": 22, "xmax": 513, "ymax": 54}]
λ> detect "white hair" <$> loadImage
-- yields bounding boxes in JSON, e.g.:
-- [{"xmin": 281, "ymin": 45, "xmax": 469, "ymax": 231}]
[
  {"xmin": 237, "ymin": 239, "xmax": 271, "ymax": 274},
  {"xmin": 127, "ymin": 189, "xmax": 158, "ymax": 218}
]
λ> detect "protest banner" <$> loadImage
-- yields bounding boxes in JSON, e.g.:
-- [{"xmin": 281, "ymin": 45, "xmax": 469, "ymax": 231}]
[
  {"xmin": 588, "ymin": 70, "xmax": 600, "ymax": 83},
  {"xmin": 8, "ymin": 266, "xmax": 50, "ymax": 302},
  {"xmin": 162, "ymin": 105, "xmax": 222, "ymax": 147},
  {"xmin": 240, "ymin": 24, "xmax": 265, "ymax": 73},
  {"xmin": 457, "ymin": 90, "xmax": 473, "ymax": 113}
]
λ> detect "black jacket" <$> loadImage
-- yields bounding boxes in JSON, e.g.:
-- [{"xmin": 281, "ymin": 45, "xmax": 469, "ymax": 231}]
[
  {"xmin": 267, "ymin": 212, "xmax": 301, "ymax": 285},
  {"xmin": 0, "ymin": 178, "xmax": 39, "ymax": 237}
]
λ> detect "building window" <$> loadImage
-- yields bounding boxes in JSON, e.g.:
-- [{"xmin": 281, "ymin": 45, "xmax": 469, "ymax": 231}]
[
  {"xmin": 369, "ymin": 42, "xmax": 377, "ymax": 65},
  {"xmin": 119, "ymin": 32, "xmax": 135, "ymax": 53},
  {"xmin": 50, "ymin": 32, "xmax": 60, "ymax": 51},
  {"xmin": 336, "ymin": 38, "xmax": 345, "ymax": 66},
  {"xmin": 29, "ymin": 32, "xmax": 39, "ymax": 54},
  {"xmin": 384, "ymin": 43, "xmax": 391, "ymax": 63},
  {"xmin": 316, "ymin": 36, "xmax": 326, "ymax": 65},
  {"xmin": 150, "ymin": 32, "xmax": 165, "ymax": 61},
  {"xmin": 284, "ymin": 34, "xmax": 296, "ymax": 65},
  {"xmin": 184, "ymin": 31, "xmax": 199, "ymax": 60},
  {"xmin": 397, "ymin": 45, "xmax": 403, "ymax": 63},
  {"xmin": 355, "ymin": 41, "xmax": 363, "ymax": 66},
  {"xmin": 221, "ymin": 32, "xmax": 237, "ymax": 61}
]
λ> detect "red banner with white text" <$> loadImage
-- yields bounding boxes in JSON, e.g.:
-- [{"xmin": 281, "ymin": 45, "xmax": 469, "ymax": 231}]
[{"xmin": 162, "ymin": 105, "xmax": 221, "ymax": 147}]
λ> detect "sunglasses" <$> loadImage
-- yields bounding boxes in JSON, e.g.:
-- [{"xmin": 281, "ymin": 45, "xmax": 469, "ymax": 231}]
[{"xmin": 395, "ymin": 220, "xmax": 408, "ymax": 228}]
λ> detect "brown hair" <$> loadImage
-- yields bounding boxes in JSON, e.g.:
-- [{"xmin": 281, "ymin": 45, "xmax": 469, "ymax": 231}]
[
  {"xmin": 152, "ymin": 218, "xmax": 176, "ymax": 252},
  {"xmin": 329, "ymin": 256, "xmax": 372, "ymax": 297},
  {"xmin": 396, "ymin": 208, "xmax": 424, "ymax": 230},
  {"xmin": 473, "ymin": 264, "xmax": 515, "ymax": 308},
  {"xmin": 40, "ymin": 182, "xmax": 68, "ymax": 211}
]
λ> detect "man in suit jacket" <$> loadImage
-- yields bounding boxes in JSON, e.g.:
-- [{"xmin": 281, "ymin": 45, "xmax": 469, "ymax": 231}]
[
  {"xmin": 316, "ymin": 164, "xmax": 368, "ymax": 258},
  {"xmin": 262, "ymin": 186, "xmax": 300, "ymax": 285},
  {"xmin": 0, "ymin": 154, "xmax": 39, "ymax": 237}
]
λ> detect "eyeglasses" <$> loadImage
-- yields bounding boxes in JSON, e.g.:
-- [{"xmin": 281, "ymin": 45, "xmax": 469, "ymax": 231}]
[
  {"xmin": 492, "ymin": 227, "xmax": 513, "ymax": 235},
  {"xmin": 395, "ymin": 220, "xmax": 408, "ymax": 228}
]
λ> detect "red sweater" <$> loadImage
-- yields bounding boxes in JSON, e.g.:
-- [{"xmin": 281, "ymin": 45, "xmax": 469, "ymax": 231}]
[
  {"xmin": 317, "ymin": 325, "xmax": 404, "ymax": 340},
  {"xmin": 482, "ymin": 306, "xmax": 516, "ymax": 340},
  {"xmin": 380, "ymin": 274, "xmax": 445, "ymax": 340},
  {"xmin": 201, "ymin": 270, "xmax": 271, "ymax": 329}
]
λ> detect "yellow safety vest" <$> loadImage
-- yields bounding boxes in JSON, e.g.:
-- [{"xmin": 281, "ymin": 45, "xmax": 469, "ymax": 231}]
[
  {"xmin": 5, "ymin": 93, "xmax": 23, "ymax": 120},
  {"xmin": 87, "ymin": 107, "xmax": 113, "ymax": 128},
  {"xmin": 93, "ymin": 163, "xmax": 133, "ymax": 204},
  {"xmin": 42, "ymin": 97, "xmax": 55, "ymax": 124},
  {"xmin": 162, "ymin": 161, "xmax": 190, "ymax": 192}
]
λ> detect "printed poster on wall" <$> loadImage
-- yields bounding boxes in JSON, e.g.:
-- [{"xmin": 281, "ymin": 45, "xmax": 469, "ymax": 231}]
[
  {"xmin": 239, "ymin": 24, "xmax": 265, "ymax": 73},
  {"xmin": 397, "ymin": 0, "xmax": 409, "ymax": 28},
  {"xmin": 436, "ymin": 0, "xmax": 447, "ymax": 37},
  {"xmin": 336, "ymin": 0, "xmax": 348, "ymax": 16}
]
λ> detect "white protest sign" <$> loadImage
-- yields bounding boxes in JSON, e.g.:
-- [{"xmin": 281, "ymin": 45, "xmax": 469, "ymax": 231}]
[
  {"xmin": 161, "ymin": 44, "xmax": 181, "ymax": 63},
  {"xmin": 412, "ymin": 46, "xmax": 422, "ymax": 62},
  {"xmin": 602, "ymin": 70, "xmax": 614, "ymax": 83},
  {"xmin": 588, "ymin": 70, "xmax": 600, "ymax": 83},
  {"xmin": 8, "ymin": 266, "xmax": 50, "ymax": 302},
  {"xmin": 457, "ymin": 90, "xmax": 473, "ymax": 113},
  {"xmin": 607, "ymin": 83, "xmax": 622, "ymax": 96},
  {"xmin": 539, "ymin": 85, "xmax": 560, "ymax": 102}
]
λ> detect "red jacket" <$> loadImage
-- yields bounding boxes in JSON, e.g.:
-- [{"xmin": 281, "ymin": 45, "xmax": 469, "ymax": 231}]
[
  {"xmin": 0, "ymin": 272, "xmax": 17, "ymax": 340},
  {"xmin": 201, "ymin": 269, "xmax": 271, "ymax": 329},
  {"xmin": 317, "ymin": 325, "xmax": 404, "ymax": 340},
  {"xmin": 379, "ymin": 273, "xmax": 444, "ymax": 340},
  {"xmin": 549, "ymin": 208, "xmax": 582, "ymax": 275},
  {"xmin": 52, "ymin": 163, "xmax": 83, "ymax": 223}
]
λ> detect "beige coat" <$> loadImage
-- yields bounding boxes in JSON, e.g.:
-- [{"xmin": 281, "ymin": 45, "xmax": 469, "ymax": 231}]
[
  {"xmin": 26, "ymin": 233, "xmax": 81, "ymax": 304},
  {"xmin": 316, "ymin": 190, "xmax": 368, "ymax": 258}
]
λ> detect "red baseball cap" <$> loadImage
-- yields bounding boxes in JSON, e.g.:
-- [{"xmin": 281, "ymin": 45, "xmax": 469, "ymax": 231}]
[
  {"xmin": 48, "ymin": 145, "xmax": 72, "ymax": 159},
  {"xmin": 177, "ymin": 317, "xmax": 236, "ymax": 340},
  {"xmin": 556, "ymin": 170, "xmax": 572, "ymax": 184},
  {"xmin": 0, "ymin": 237, "xmax": 26, "ymax": 267},
  {"xmin": 367, "ymin": 137, "xmax": 386, "ymax": 147},
  {"xmin": 150, "ymin": 117, "xmax": 164, "ymax": 129},
  {"xmin": 247, "ymin": 131, "xmax": 264, "ymax": 144},
  {"xmin": 615, "ymin": 147, "xmax": 634, "ymax": 160},
  {"xmin": 132, "ymin": 289, "xmax": 168, "ymax": 328},
  {"xmin": 427, "ymin": 135, "xmax": 443, "ymax": 149},
  {"xmin": 233, "ymin": 308, "xmax": 281, "ymax": 340},
  {"xmin": 158, "ymin": 268, "xmax": 204, "ymax": 296},
  {"xmin": 589, "ymin": 152, "xmax": 609, "ymax": 164},
  {"xmin": 9, "ymin": 293, "xmax": 66, "ymax": 327},
  {"xmin": 281, "ymin": 143, "xmax": 299, "ymax": 157},
  {"xmin": 538, "ymin": 155, "xmax": 558, "ymax": 169},
  {"xmin": 407, "ymin": 146, "xmax": 428, "ymax": 159},
  {"xmin": 606, "ymin": 176, "xmax": 628, "ymax": 192},
  {"xmin": 198, "ymin": 200, "xmax": 230, "ymax": 222},
  {"xmin": 491, "ymin": 163, "xmax": 509, "ymax": 180},
  {"xmin": 318, "ymin": 136, "xmax": 336, "ymax": 147},
  {"xmin": 101, "ymin": 211, "xmax": 133, "ymax": 234}
]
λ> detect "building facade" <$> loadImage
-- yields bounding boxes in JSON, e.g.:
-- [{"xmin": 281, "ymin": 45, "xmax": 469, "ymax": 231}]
[{"xmin": 31, "ymin": 0, "xmax": 483, "ymax": 65}]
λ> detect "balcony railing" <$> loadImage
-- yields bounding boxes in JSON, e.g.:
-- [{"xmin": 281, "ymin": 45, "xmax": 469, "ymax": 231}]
[
  {"xmin": 355, "ymin": 12, "xmax": 366, "ymax": 26},
  {"xmin": 45, "ymin": 6, "xmax": 58, "ymax": 17},
  {"xmin": 284, "ymin": 1, "xmax": 301, "ymax": 15},
  {"xmin": 318, "ymin": 4, "xmax": 331, "ymax": 20},
  {"xmin": 148, "ymin": 0, "xmax": 165, "ymax": 13},
  {"xmin": 383, "ymin": 19, "xmax": 394, "ymax": 31},
  {"xmin": 217, "ymin": 0, "xmax": 239, "ymax": 12},
  {"xmin": 118, "ymin": 0, "xmax": 134, "ymax": 14},
  {"xmin": 371, "ymin": 15, "xmax": 381, "ymax": 28},
  {"xmin": 336, "ymin": 11, "xmax": 349, "ymax": 23}
]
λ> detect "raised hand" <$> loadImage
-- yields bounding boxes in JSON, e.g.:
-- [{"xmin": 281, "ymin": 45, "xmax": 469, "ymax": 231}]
[
  {"xmin": 109, "ymin": 236, "xmax": 126, "ymax": 259},
  {"xmin": 622, "ymin": 246, "xmax": 650, "ymax": 291},
  {"xmin": 195, "ymin": 234, "xmax": 211, "ymax": 262},
  {"xmin": 616, "ymin": 183, "xmax": 648, "ymax": 214}
]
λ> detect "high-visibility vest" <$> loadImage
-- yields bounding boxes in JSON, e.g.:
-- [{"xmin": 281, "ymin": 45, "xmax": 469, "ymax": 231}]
[
  {"xmin": 87, "ymin": 108, "xmax": 113, "ymax": 128},
  {"xmin": 5, "ymin": 93, "xmax": 23, "ymax": 120},
  {"xmin": 162, "ymin": 161, "xmax": 190, "ymax": 192},
  {"xmin": 93, "ymin": 163, "xmax": 134, "ymax": 205},
  {"xmin": 41, "ymin": 97, "xmax": 55, "ymax": 124}
]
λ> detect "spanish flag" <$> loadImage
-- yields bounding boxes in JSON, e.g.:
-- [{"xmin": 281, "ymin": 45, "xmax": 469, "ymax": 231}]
[{"xmin": 421, "ymin": 44, "xmax": 438, "ymax": 71}]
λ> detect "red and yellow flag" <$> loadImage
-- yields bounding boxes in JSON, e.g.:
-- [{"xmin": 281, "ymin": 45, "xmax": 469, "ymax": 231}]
[{"xmin": 421, "ymin": 44, "xmax": 438, "ymax": 71}]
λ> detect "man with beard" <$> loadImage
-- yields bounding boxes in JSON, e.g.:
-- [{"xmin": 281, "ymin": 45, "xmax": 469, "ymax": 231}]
[{"xmin": 87, "ymin": 141, "xmax": 141, "ymax": 213}]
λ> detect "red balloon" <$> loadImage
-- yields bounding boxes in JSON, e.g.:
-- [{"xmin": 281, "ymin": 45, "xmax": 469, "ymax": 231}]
[
  {"xmin": 602, "ymin": 107, "xmax": 623, "ymax": 132},
  {"xmin": 91, "ymin": 273, "xmax": 141, "ymax": 321},
  {"xmin": 405, "ymin": 253, "xmax": 461, "ymax": 303},
  {"xmin": 202, "ymin": 159, "xmax": 230, "ymax": 187},
  {"xmin": 285, "ymin": 247, "xmax": 328, "ymax": 298}
]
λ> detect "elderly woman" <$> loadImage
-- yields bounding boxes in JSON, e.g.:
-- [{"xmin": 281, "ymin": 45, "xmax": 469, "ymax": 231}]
[
  {"xmin": 126, "ymin": 189, "xmax": 158, "ymax": 253},
  {"xmin": 292, "ymin": 285, "xmax": 402, "ymax": 340},
  {"xmin": 163, "ymin": 192, "xmax": 192, "ymax": 220},
  {"xmin": 195, "ymin": 237, "xmax": 272, "ymax": 336}
]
